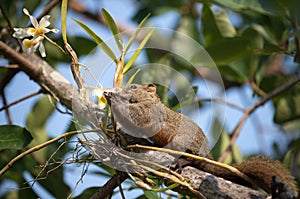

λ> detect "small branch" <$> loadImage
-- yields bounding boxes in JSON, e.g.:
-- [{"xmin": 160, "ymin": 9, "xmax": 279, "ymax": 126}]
[
  {"xmin": 218, "ymin": 75, "xmax": 300, "ymax": 162},
  {"xmin": 90, "ymin": 172, "xmax": 128, "ymax": 199},
  {"xmin": 0, "ymin": 129, "xmax": 99, "ymax": 177},
  {"xmin": 0, "ymin": 92, "xmax": 12, "ymax": 124},
  {"xmin": 0, "ymin": 3, "xmax": 14, "ymax": 33},
  {"xmin": 198, "ymin": 97, "xmax": 246, "ymax": 112},
  {"xmin": 0, "ymin": 64, "xmax": 19, "ymax": 69},
  {"xmin": 0, "ymin": 89, "xmax": 42, "ymax": 111},
  {"xmin": 36, "ymin": 0, "xmax": 62, "ymax": 21}
]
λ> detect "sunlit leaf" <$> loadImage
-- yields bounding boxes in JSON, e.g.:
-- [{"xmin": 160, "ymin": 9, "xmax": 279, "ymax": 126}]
[
  {"xmin": 124, "ymin": 13, "xmax": 151, "ymax": 55},
  {"xmin": 61, "ymin": 0, "xmax": 68, "ymax": 44},
  {"xmin": 45, "ymin": 36, "xmax": 97, "ymax": 64},
  {"xmin": 202, "ymin": 5, "xmax": 236, "ymax": 44},
  {"xmin": 123, "ymin": 29, "xmax": 154, "ymax": 73},
  {"xmin": 102, "ymin": 8, "xmax": 123, "ymax": 52},
  {"xmin": 126, "ymin": 68, "xmax": 141, "ymax": 85},
  {"xmin": 73, "ymin": 18, "xmax": 117, "ymax": 63},
  {"xmin": 0, "ymin": 125, "xmax": 33, "ymax": 150}
]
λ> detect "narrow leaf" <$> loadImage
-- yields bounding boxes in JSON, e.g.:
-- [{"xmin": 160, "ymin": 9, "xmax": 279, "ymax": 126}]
[
  {"xmin": 61, "ymin": 0, "xmax": 68, "ymax": 44},
  {"xmin": 124, "ymin": 13, "xmax": 151, "ymax": 54},
  {"xmin": 126, "ymin": 68, "xmax": 141, "ymax": 85},
  {"xmin": 73, "ymin": 18, "xmax": 117, "ymax": 63},
  {"xmin": 0, "ymin": 125, "xmax": 33, "ymax": 150},
  {"xmin": 102, "ymin": 8, "xmax": 123, "ymax": 52},
  {"xmin": 123, "ymin": 29, "xmax": 154, "ymax": 74}
]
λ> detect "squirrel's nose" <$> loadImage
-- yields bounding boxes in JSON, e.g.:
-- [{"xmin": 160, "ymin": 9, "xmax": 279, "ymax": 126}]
[{"xmin": 103, "ymin": 87, "xmax": 121, "ymax": 99}]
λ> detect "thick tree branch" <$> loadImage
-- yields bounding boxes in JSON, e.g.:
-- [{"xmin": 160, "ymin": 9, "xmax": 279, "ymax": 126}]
[{"xmin": 90, "ymin": 172, "xmax": 128, "ymax": 199}]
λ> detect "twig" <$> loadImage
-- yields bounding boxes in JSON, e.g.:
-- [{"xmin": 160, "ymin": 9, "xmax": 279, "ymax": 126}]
[
  {"xmin": 0, "ymin": 64, "xmax": 19, "ymax": 69},
  {"xmin": 0, "ymin": 89, "xmax": 42, "ymax": 111},
  {"xmin": 0, "ymin": 3, "xmax": 14, "ymax": 33},
  {"xmin": 118, "ymin": 175, "xmax": 126, "ymax": 199},
  {"xmin": 0, "ymin": 129, "xmax": 99, "ymax": 177},
  {"xmin": 0, "ymin": 92, "xmax": 12, "ymax": 124},
  {"xmin": 36, "ymin": 0, "xmax": 62, "ymax": 21},
  {"xmin": 90, "ymin": 172, "xmax": 128, "ymax": 199},
  {"xmin": 218, "ymin": 75, "xmax": 300, "ymax": 162},
  {"xmin": 198, "ymin": 97, "xmax": 246, "ymax": 112}
]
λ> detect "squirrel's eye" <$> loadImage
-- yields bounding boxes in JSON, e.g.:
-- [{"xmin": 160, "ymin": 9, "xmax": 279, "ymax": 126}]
[{"xmin": 129, "ymin": 84, "xmax": 138, "ymax": 90}]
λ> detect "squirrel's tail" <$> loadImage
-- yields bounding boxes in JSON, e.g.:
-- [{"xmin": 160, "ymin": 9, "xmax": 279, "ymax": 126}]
[{"xmin": 201, "ymin": 155, "xmax": 298, "ymax": 196}]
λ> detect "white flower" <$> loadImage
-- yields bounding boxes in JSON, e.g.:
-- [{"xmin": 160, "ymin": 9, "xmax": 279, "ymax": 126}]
[
  {"xmin": 22, "ymin": 36, "xmax": 46, "ymax": 57},
  {"xmin": 13, "ymin": 8, "xmax": 59, "ymax": 57}
]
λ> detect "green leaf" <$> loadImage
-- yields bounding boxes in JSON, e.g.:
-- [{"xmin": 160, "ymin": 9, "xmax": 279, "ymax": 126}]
[
  {"xmin": 202, "ymin": 5, "xmax": 236, "ymax": 44},
  {"xmin": 126, "ymin": 68, "xmax": 141, "ymax": 85},
  {"xmin": 214, "ymin": 10, "xmax": 237, "ymax": 38},
  {"xmin": 73, "ymin": 18, "xmax": 117, "ymax": 63},
  {"xmin": 175, "ymin": 14, "xmax": 200, "ymax": 42},
  {"xmin": 123, "ymin": 29, "xmax": 154, "ymax": 73},
  {"xmin": 203, "ymin": 37, "xmax": 252, "ymax": 66},
  {"xmin": 45, "ymin": 36, "xmax": 97, "ymax": 64},
  {"xmin": 0, "ymin": 125, "xmax": 33, "ymax": 150},
  {"xmin": 144, "ymin": 190, "xmax": 160, "ymax": 199},
  {"xmin": 102, "ymin": 8, "xmax": 123, "ymax": 52},
  {"xmin": 274, "ymin": 95, "xmax": 300, "ymax": 123},
  {"xmin": 26, "ymin": 96, "xmax": 54, "ymax": 161},
  {"xmin": 207, "ymin": 0, "xmax": 272, "ymax": 15},
  {"xmin": 124, "ymin": 13, "xmax": 151, "ymax": 55}
]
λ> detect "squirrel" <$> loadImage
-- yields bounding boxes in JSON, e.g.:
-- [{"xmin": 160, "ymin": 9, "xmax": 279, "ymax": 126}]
[{"xmin": 104, "ymin": 83, "xmax": 298, "ymax": 196}]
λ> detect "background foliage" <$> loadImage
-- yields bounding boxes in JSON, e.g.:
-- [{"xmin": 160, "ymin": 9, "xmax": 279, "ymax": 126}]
[{"xmin": 0, "ymin": 0, "xmax": 299, "ymax": 198}]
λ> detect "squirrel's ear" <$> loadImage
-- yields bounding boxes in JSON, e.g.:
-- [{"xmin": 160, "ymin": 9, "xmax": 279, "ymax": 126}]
[{"xmin": 146, "ymin": 84, "xmax": 156, "ymax": 94}]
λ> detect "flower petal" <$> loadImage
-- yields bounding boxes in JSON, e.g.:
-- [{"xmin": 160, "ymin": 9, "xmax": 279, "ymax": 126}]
[
  {"xmin": 39, "ymin": 15, "xmax": 51, "ymax": 28},
  {"xmin": 23, "ymin": 8, "xmax": 38, "ymax": 28},
  {"xmin": 50, "ymin": 28, "xmax": 59, "ymax": 33},
  {"xmin": 38, "ymin": 42, "xmax": 46, "ymax": 57},
  {"xmin": 42, "ymin": 27, "xmax": 59, "ymax": 34},
  {"xmin": 13, "ymin": 27, "xmax": 32, "ymax": 38}
]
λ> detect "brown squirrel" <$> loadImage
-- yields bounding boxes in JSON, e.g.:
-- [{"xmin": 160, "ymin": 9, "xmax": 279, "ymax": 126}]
[{"xmin": 104, "ymin": 83, "xmax": 298, "ymax": 196}]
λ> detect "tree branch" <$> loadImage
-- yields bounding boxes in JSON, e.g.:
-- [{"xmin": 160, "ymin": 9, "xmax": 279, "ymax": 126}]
[
  {"xmin": 90, "ymin": 172, "xmax": 128, "ymax": 199},
  {"xmin": 218, "ymin": 75, "xmax": 300, "ymax": 162}
]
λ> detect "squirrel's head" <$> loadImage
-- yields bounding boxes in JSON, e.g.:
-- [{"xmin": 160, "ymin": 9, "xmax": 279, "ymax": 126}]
[{"xmin": 104, "ymin": 84, "xmax": 159, "ymax": 104}]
